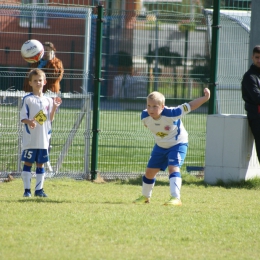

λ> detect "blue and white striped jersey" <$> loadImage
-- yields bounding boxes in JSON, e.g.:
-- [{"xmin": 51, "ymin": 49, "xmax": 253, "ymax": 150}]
[
  {"xmin": 141, "ymin": 103, "xmax": 191, "ymax": 148},
  {"xmin": 20, "ymin": 93, "xmax": 53, "ymax": 150}
]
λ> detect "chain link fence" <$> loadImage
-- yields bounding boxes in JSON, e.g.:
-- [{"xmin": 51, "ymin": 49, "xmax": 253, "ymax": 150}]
[{"xmin": 0, "ymin": 1, "xmax": 252, "ymax": 179}]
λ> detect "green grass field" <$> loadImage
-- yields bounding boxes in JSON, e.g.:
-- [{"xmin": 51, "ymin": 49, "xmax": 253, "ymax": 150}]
[{"xmin": 1, "ymin": 175, "xmax": 260, "ymax": 260}]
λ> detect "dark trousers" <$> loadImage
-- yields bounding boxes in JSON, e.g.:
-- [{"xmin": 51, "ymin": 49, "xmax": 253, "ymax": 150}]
[{"xmin": 248, "ymin": 117, "xmax": 260, "ymax": 163}]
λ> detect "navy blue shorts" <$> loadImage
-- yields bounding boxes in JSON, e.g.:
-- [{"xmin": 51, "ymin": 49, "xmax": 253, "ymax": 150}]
[
  {"xmin": 21, "ymin": 149, "xmax": 49, "ymax": 164},
  {"xmin": 147, "ymin": 143, "xmax": 188, "ymax": 171}
]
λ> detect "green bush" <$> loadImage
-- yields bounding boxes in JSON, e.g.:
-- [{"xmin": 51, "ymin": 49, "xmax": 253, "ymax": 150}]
[{"xmin": 178, "ymin": 20, "xmax": 196, "ymax": 32}]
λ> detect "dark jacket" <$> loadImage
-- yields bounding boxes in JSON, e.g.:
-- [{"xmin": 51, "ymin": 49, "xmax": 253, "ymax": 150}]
[
  {"xmin": 23, "ymin": 57, "xmax": 64, "ymax": 93},
  {"xmin": 242, "ymin": 64, "xmax": 260, "ymax": 119}
]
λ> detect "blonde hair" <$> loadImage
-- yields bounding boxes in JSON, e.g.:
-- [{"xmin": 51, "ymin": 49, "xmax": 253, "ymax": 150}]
[
  {"xmin": 147, "ymin": 91, "xmax": 165, "ymax": 105},
  {"xmin": 28, "ymin": 68, "xmax": 46, "ymax": 81}
]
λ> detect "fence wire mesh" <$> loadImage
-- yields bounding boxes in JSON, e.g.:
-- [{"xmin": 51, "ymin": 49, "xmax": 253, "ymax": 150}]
[
  {"xmin": 0, "ymin": 1, "xmax": 252, "ymax": 179},
  {"xmin": 205, "ymin": 8, "xmax": 250, "ymax": 115},
  {"xmin": 98, "ymin": 4, "xmax": 210, "ymax": 179},
  {"xmin": 0, "ymin": 92, "xmax": 92, "ymax": 179},
  {"xmin": 0, "ymin": 4, "xmax": 92, "ymax": 93},
  {"xmin": 0, "ymin": 0, "xmax": 94, "ymax": 7}
]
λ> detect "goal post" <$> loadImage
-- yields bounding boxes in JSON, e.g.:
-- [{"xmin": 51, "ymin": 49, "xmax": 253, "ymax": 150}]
[
  {"xmin": 0, "ymin": 91, "xmax": 92, "ymax": 178},
  {"xmin": 54, "ymin": 93, "xmax": 92, "ymax": 176}
]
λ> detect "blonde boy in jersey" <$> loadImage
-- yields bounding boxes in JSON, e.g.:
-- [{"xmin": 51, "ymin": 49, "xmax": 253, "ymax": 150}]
[
  {"xmin": 20, "ymin": 69, "xmax": 62, "ymax": 197},
  {"xmin": 133, "ymin": 88, "xmax": 210, "ymax": 206}
]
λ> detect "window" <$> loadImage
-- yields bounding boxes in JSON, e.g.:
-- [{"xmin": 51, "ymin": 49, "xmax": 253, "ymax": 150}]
[{"xmin": 20, "ymin": 0, "xmax": 49, "ymax": 28}]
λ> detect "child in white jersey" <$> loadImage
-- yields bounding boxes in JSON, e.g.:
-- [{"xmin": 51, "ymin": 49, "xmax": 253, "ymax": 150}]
[
  {"xmin": 20, "ymin": 69, "xmax": 62, "ymax": 197},
  {"xmin": 133, "ymin": 88, "xmax": 210, "ymax": 206}
]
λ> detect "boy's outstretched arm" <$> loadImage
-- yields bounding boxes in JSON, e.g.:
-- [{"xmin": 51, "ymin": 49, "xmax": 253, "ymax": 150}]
[{"xmin": 188, "ymin": 88, "xmax": 210, "ymax": 111}]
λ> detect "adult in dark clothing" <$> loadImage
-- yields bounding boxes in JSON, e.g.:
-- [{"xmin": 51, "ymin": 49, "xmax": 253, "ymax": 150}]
[{"xmin": 242, "ymin": 45, "xmax": 260, "ymax": 162}]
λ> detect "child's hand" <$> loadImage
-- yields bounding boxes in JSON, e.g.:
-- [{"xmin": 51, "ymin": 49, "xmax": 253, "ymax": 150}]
[
  {"xmin": 53, "ymin": 97, "xmax": 62, "ymax": 107},
  {"xmin": 204, "ymin": 88, "xmax": 210, "ymax": 100},
  {"xmin": 28, "ymin": 119, "xmax": 36, "ymax": 129}
]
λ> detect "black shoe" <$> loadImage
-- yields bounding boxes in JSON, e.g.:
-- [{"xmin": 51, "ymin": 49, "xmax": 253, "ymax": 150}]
[
  {"xmin": 34, "ymin": 189, "xmax": 48, "ymax": 197},
  {"xmin": 23, "ymin": 189, "xmax": 31, "ymax": 197}
]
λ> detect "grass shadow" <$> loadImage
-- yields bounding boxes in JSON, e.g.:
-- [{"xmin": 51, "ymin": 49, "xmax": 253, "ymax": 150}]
[
  {"xmin": 17, "ymin": 198, "xmax": 71, "ymax": 203},
  {"xmin": 213, "ymin": 177, "xmax": 260, "ymax": 190},
  {"xmin": 114, "ymin": 174, "xmax": 260, "ymax": 190},
  {"xmin": 114, "ymin": 174, "xmax": 206, "ymax": 187}
]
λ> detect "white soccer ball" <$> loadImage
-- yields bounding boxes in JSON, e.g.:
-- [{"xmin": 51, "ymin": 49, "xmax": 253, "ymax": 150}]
[{"xmin": 21, "ymin": 39, "xmax": 44, "ymax": 63}]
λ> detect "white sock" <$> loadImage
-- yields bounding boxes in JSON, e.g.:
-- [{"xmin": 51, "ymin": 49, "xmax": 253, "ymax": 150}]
[
  {"xmin": 21, "ymin": 171, "xmax": 31, "ymax": 190},
  {"xmin": 142, "ymin": 176, "xmax": 155, "ymax": 198},
  {"xmin": 35, "ymin": 167, "xmax": 46, "ymax": 191},
  {"xmin": 169, "ymin": 173, "xmax": 182, "ymax": 200},
  {"xmin": 35, "ymin": 173, "xmax": 45, "ymax": 191}
]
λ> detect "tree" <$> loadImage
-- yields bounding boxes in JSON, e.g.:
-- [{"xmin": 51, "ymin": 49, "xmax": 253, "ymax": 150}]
[
  {"xmin": 144, "ymin": 46, "xmax": 182, "ymax": 97},
  {"xmin": 145, "ymin": 46, "xmax": 182, "ymax": 68},
  {"xmin": 190, "ymin": 54, "xmax": 210, "ymax": 84},
  {"xmin": 110, "ymin": 51, "xmax": 133, "ymax": 70}
]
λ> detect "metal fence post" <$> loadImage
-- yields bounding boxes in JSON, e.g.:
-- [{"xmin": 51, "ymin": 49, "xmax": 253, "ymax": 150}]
[
  {"xmin": 208, "ymin": 0, "xmax": 220, "ymax": 114},
  {"xmin": 91, "ymin": 4, "xmax": 103, "ymax": 180}
]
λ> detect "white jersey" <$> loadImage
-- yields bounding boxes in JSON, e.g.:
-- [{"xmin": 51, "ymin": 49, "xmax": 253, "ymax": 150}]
[
  {"xmin": 141, "ymin": 103, "xmax": 191, "ymax": 149},
  {"xmin": 20, "ymin": 93, "xmax": 54, "ymax": 150}
]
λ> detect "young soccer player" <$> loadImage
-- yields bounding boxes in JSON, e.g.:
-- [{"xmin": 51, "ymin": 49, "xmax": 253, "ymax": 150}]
[
  {"xmin": 20, "ymin": 68, "xmax": 62, "ymax": 197},
  {"xmin": 133, "ymin": 88, "xmax": 210, "ymax": 206}
]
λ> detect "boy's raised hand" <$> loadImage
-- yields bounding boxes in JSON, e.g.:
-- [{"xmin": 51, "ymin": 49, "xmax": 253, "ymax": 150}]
[
  {"xmin": 53, "ymin": 97, "xmax": 62, "ymax": 107},
  {"xmin": 204, "ymin": 88, "xmax": 210, "ymax": 100}
]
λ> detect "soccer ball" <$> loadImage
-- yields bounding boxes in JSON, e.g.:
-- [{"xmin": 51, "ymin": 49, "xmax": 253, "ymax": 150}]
[{"xmin": 21, "ymin": 39, "xmax": 44, "ymax": 63}]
